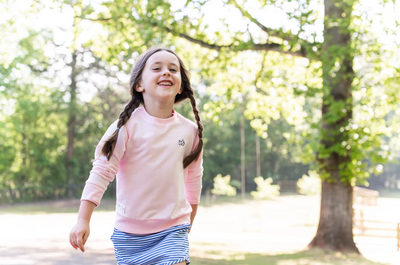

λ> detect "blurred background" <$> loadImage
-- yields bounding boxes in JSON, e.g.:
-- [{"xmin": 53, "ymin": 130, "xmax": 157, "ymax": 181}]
[{"xmin": 1, "ymin": 0, "xmax": 400, "ymax": 264}]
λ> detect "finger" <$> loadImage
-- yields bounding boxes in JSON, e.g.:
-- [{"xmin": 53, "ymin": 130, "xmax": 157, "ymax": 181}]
[
  {"xmin": 69, "ymin": 235, "xmax": 78, "ymax": 249},
  {"xmin": 77, "ymin": 236, "xmax": 85, "ymax": 252},
  {"xmin": 83, "ymin": 231, "xmax": 89, "ymax": 245},
  {"xmin": 72, "ymin": 236, "xmax": 79, "ymax": 249}
]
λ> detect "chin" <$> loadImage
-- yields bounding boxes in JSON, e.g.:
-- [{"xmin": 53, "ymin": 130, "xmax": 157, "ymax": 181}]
[{"xmin": 155, "ymin": 95, "xmax": 177, "ymax": 103}]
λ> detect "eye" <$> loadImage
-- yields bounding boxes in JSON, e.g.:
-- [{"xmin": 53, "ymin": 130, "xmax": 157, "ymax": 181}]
[
  {"xmin": 153, "ymin": 68, "xmax": 160, "ymax": 71},
  {"xmin": 170, "ymin": 69, "xmax": 177, "ymax": 72}
]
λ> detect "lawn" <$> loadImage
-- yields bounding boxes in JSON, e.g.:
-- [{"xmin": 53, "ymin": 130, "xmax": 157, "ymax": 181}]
[{"xmin": 0, "ymin": 194, "xmax": 399, "ymax": 265}]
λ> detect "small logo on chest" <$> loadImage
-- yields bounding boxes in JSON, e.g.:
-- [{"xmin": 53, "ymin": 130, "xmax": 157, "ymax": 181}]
[{"xmin": 178, "ymin": 139, "xmax": 185, "ymax": 146}]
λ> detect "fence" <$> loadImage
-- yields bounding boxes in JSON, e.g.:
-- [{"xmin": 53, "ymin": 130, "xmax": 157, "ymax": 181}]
[
  {"xmin": 353, "ymin": 186, "xmax": 379, "ymax": 206},
  {"xmin": 352, "ymin": 186, "xmax": 400, "ymax": 251},
  {"xmin": 276, "ymin": 180, "xmax": 299, "ymax": 193},
  {"xmin": 0, "ymin": 182, "xmax": 116, "ymax": 205},
  {"xmin": 353, "ymin": 210, "xmax": 400, "ymax": 251}
]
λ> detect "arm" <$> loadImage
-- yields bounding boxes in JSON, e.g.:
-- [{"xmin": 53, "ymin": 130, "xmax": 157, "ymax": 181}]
[
  {"xmin": 69, "ymin": 200, "xmax": 96, "ymax": 252},
  {"xmin": 186, "ymin": 132, "xmax": 203, "ymax": 233},
  {"xmin": 70, "ymin": 121, "xmax": 128, "ymax": 252},
  {"xmin": 189, "ymin": 204, "xmax": 198, "ymax": 233},
  {"xmin": 81, "ymin": 119, "xmax": 128, "ymax": 207}
]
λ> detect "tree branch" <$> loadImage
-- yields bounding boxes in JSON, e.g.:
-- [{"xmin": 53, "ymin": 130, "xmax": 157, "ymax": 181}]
[
  {"xmin": 164, "ymin": 26, "xmax": 310, "ymax": 58},
  {"xmin": 254, "ymin": 52, "xmax": 268, "ymax": 96},
  {"xmin": 229, "ymin": 0, "xmax": 321, "ymax": 58},
  {"xmin": 76, "ymin": 14, "xmax": 317, "ymax": 59},
  {"xmin": 229, "ymin": 1, "xmax": 293, "ymax": 41},
  {"xmin": 74, "ymin": 16, "xmax": 112, "ymax": 21},
  {"xmin": 166, "ymin": 27, "xmax": 231, "ymax": 51}
]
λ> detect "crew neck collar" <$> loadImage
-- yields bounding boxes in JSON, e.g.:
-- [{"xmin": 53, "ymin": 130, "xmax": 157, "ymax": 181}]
[{"xmin": 139, "ymin": 105, "xmax": 177, "ymax": 125}]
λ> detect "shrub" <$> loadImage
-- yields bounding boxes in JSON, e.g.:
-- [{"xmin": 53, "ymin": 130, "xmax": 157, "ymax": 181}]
[
  {"xmin": 297, "ymin": 170, "xmax": 321, "ymax": 195},
  {"xmin": 250, "ymin": 177, "xmax": 280, "ymax": 200},
  {"xmin": 211, "ymin": 174, "xmax": 237, "ymax": 196}
]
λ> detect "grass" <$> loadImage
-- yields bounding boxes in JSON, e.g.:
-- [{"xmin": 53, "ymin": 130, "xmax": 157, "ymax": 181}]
[
  {"xmin": 199, "ymin": 192, "xmax": 292, "ymax": 207},
  {"xmin": 0, "ymin": 198, "xmax": 116, "ymax": 214},
  {"xmin": 190, "ymin": 248, "xmax": 387, "ymax": 265},
  {"xmin": 1, "ymin": 194, "xmax": 399, "ymax": 264},
  {"xmin": 0, "ymin": 193, "xmax": 267, "ymax": 214},
  {"xmin": 0, "ymin": 193, "xmax": 260, "ymax": 214},
  {"xmin": 376, "ymin": 189, "xmax": 400, "ymax": 199}
]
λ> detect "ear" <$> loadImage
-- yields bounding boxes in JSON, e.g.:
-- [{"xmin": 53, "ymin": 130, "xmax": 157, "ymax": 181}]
[
  {"xmin": 178, "ymin": 86, "xmax": 183, "ymax": 94},
  {"xmin": 135, "ymin": 83, "xmax": 144, "ymax": 93}
]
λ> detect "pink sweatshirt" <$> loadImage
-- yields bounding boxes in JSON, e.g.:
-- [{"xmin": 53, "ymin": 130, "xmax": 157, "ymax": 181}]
[{"xmin": 81, "ymin": 105, "xmax": 203, "ymax": 234}]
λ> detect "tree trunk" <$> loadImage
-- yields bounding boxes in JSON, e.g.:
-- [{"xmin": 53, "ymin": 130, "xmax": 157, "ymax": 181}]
[
  {"xmin": 66, "ymin": 51, "xmax": 77, "ymax": 198},
  {"xmin": 309, "ymin": 0, "xmax": 359, "ymax": 253},
  {"xmin": 19, "ymin": 132, "xmax": 28, "ymax": 185},
  {"xmin": 240, "ymin": 114, "xmax": 245, "ymax": 199},
  {"xmin": 256, "ymin": 134, "xmax": 261, "ymax": 178},
  {"xmin": 309, "ymin": 178, "xmax": 357, "ymax": 252}
]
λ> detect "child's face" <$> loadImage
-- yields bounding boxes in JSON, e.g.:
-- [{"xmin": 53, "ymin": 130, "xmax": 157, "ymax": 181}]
[{"xmin": 137, "ymin": 51, "xmax": 182, "ymax": 105}]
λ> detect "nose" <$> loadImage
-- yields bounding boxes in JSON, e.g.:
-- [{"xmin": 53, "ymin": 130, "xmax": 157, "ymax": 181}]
[{"xmin": 162, "ymin": 69, "xmax": 171, "ymax": 76}]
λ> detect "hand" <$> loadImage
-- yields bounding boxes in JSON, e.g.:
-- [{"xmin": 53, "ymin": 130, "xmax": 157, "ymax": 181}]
[{"xmin": 69, "ymin": 219, "xmax": 90, "ymax": 252}]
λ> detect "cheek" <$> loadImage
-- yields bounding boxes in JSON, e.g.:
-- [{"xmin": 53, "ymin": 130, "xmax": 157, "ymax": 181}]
[
  {"xmin": 175, "ymin": 75, "xmax": 182, "ymax": 86},
  {"xmin": 176, "ymin": 80, "xmax": 182, "ymax": 91}
]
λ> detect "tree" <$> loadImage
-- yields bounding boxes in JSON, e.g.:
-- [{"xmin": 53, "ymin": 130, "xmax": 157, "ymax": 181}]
[
  {"xmin": 95, "ymin": 0, "xmax": 400, "ymax": 253},
  {"xmin": 308, "ymin": 0, "xmax": 357, "ymax": 252},
  {"xmin": 0, "ymin": 2, "xmax": 69, "ymax": 189},
  {"xmin": 36, "ymin": 0, "xmax": 141, "ymax": 197},
  {"xmin": 0, "ymin": 0, "xmax": 135, "ymax": 196}
]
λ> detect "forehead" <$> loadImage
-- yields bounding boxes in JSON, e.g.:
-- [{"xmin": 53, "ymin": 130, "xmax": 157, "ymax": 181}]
[{"xmin": 146, "ymin": 51, "xmax": 180, "ymax": 66}]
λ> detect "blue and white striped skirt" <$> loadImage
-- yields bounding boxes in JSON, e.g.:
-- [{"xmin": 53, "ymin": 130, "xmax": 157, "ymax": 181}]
[{"xmin": 110, "ymin": 223, "xmax": 191, "ymax": 265}]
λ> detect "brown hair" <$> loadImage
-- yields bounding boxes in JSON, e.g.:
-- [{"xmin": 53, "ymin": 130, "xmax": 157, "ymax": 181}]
[{"xmin": 101, "ymin": 47, "xmax": 203, "ymax": 168}]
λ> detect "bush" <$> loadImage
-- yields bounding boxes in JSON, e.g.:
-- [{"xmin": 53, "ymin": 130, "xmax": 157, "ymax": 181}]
[
  {"xmin": 211, "ymin": 174, "xmax": 237, "ymax": 196},
  {"xmin": 250, "ymin": 177, "xmax": 280, "ymax": 200},
  {"xmin": 297, "ymin": 170, "xmax": 321, "ymax": 195}
]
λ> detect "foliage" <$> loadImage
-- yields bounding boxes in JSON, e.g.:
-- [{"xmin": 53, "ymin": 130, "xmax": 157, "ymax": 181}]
[
  {"xmin": 250, "ymin": 177, "xmax": 280, "ymax": 200},
  {"xmin": 211, "ymin": 174, "xmax": 237, "ymax": 197},
  {"xmin": 1, "ymin": 0, "xmax": 400, "ymax": 211},
  {"xmin": 88, "ymin": 0, "xmax": 398, "ymax": 189},
  {"xmin": 176, "ymin": 95, "xmax": 309, "ymax": 191},
  {"xmin": 297, "ymin": 171, "xmax": 321, "ymax": 195}
]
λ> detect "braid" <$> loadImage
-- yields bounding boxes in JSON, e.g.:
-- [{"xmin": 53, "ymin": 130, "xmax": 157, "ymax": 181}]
[
  {"xmin": 101, "ymin": 97, "xmax": 141, "ymax": 160},
  {"xmin": 183, "ymin": 94, "xmax": 204, "ymax": 168}
]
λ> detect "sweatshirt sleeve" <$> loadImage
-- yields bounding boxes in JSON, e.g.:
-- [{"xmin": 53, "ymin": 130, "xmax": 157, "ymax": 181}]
[
  {"xmin": 81, "ymin": 120, "xmax": 128, "ymax": 207},
  {"xmin": 185, "ymin": 132, "xmax": 203, "ymax": 205}
]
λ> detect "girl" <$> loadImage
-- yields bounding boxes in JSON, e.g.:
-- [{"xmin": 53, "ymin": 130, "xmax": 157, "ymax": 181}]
[{"xmin": 69, "ymin": 47, "xmax": 203, "ymax": 265}]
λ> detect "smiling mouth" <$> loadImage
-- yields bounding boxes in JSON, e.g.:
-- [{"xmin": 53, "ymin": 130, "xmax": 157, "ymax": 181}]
[{"xmin": 158, "ymin": 81, "xmax": 173, "ymax": 86}]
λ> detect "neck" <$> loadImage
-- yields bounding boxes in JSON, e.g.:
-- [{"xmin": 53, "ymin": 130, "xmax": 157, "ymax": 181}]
[{"xmin": 143, "ymin": 102, "xmax": 174, "ymax": 119}]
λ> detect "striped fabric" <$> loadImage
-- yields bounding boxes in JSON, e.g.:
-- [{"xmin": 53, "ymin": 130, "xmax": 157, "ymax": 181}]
[{"xmin": 110, "ymin": 223, "xmax": 191, "ymax": 265}]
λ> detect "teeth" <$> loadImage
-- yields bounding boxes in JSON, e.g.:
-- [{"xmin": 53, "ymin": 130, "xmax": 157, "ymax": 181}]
[{"xmin": 159, "ymin": 82, "xmax": 172, "ymax": 85}]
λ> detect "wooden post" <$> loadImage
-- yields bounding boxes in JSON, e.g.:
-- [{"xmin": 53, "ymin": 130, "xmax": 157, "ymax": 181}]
[
  {"xmin": 397, "ymin": 223, "xmax": 400, "ymax": 251},
  {"xmin": 360, "ymin": 210, "xmax": 365, "ymax": 235}
]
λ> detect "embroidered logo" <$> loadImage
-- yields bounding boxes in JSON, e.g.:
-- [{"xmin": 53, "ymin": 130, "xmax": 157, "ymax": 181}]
[
  {"xmin": 116, "ymin": 203, "xmax": 125, "ymax": 214},
  {"xmin": 178, "ymin": 139, "xmax": 185, "ymax": 146}
]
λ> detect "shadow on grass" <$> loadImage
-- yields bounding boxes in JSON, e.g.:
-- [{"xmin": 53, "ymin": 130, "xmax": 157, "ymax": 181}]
[
  {"xmin": 0, "ymin": 246, "xmax": 387, "ymax": 265},
  {"xmin": 190, "ymin": 248, "xmax": 389, "ymax": 265}
]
